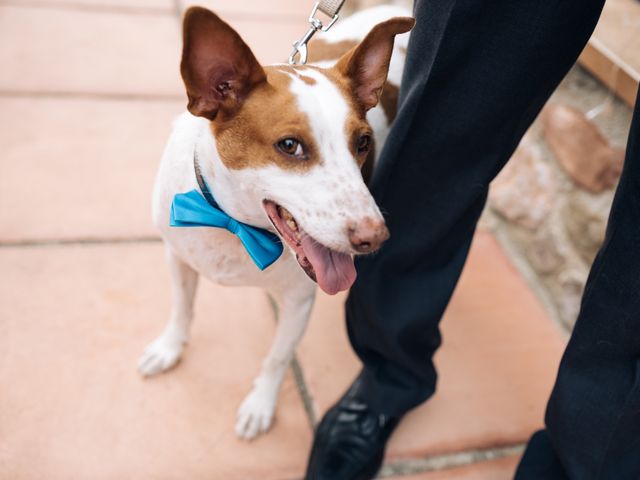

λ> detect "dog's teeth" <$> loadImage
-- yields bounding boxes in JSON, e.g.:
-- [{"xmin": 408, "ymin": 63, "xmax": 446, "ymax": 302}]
[
  {"xmin": 286, "ymin": 219, "xmax": 297, "ymax": 231},
  {"xmin": 281, "ymin": 209, "xmax": 293, "ymax": 221}
]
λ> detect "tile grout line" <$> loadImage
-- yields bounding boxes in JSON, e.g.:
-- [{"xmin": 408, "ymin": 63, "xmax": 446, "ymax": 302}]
[
  {"xmin": 0, "ymin": 236, "xmax": 162, "ymax": 249},
  {"xmin": 290, "ymin": 354, "xmax": 318, "ymax": 429},
  {"xmin": 283, "ymin": 443, "xmax": 526, "ymax": 480},
  {"xmin": 377, "ymin": 443, "xmax": 526, "ymax": 478}
]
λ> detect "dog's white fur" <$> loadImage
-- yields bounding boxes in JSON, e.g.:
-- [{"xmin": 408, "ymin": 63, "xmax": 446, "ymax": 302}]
[{"xmin": 139, "ymin": 6, "xmax": 411, "ymax": 440}]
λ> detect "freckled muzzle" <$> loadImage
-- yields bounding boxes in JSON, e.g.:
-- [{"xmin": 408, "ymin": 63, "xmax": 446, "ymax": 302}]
[{"xmin": 263, "ymin": 200, "xmax": 358, "ymax": 295}]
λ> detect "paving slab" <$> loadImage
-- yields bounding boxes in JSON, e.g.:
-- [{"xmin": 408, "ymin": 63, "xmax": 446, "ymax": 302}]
[
  {"xmin": 298, "ymin": 232, "xmax": 565, "ymax": 460},
  {"xmin": 1, "ymin": 0, "xmax": 174, "ymax": 11},
  {"xmin": 0, "ymin": 97, "xmax": 184, "ymax": 243},
  {"xmin": 0, "ymin": 243, "xmax": 312, "ymax": 480},
  {"xmin": 391, "ymin": 455, "xmax": 521, "ymax": 480},
  {"xmin": 179, "ymin": 0, "xmax": 310, "ymax": 21},
  {"xmin": 0, "ymin": 4, "xmax": 183, "ymax": 96}
]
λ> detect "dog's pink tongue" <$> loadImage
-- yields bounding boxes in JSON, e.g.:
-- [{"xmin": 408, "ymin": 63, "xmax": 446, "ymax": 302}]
[{"xmin": 301, "ymin": 236, "xmax": 356, "ymax": 295}]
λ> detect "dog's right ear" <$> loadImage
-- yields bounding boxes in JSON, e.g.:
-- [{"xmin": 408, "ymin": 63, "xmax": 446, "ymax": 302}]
[{"xmin": 180, "ymin": 7, "xmax": 266, "ymax": 121}]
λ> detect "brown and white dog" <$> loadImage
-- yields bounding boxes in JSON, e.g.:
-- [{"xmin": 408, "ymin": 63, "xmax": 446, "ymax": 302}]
[{"xmin": 139, "ymin": 5, "xmax": 414, "ymax": 439}]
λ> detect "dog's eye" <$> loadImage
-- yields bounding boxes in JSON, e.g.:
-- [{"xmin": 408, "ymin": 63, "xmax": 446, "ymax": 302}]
[
  {"xmin": 356, "ymin": 134, "xmax": 371, "ymax": 155},
  {"xmin": 276, "ymin": 138, "xmax": 304, "ymax": 158}
]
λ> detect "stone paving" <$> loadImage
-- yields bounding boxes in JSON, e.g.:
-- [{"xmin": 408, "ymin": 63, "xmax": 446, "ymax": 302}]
[
  {"xmin": 484, "ymin": 65, "xmax": 633, "ymax": 331},
  {"xmin": 580, "ymin": 0, "xmax": 640, "ymax": 107},
  {"xmin": 0, "ymin": 1, "xmax": 569, "ymax": 478}
]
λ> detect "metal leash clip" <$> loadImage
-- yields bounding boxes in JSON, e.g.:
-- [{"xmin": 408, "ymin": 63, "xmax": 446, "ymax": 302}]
[{"xmin": 288, "ymin": 2, "xmax": 341, "ymax": 65}]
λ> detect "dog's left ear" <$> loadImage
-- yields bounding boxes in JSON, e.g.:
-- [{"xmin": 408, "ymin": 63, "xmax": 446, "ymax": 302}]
[
  {"xmin": 180, "ymin": 7, "xmax": 267, "ymax": 121},
  {"xmin": 335, "ymin": 17, "xmax": 414, "ymax": 111}
]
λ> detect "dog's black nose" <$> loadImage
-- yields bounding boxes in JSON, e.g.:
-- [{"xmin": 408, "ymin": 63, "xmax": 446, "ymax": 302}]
[{"xmin": 347, "ymin": 218, "xmax": 389, "ymax": 253}]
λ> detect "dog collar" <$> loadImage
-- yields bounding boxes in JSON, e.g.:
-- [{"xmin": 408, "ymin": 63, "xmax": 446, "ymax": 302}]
[{"xmin": 168, "ymin": 150, "xmax": 284, "ymax": 270}]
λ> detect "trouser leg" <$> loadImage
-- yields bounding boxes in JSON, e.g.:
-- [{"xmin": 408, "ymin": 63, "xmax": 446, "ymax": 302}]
[
  {"xmin": 346, "ymin": 0, "xmax": 605, "ymax": 416},
  {"xmin": 517, "ymin": 85, "xmax": 640, "ymax": 479}
]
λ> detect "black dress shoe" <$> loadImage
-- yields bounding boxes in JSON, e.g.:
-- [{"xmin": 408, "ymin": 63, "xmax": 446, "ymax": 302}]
[{"xmin": 305, "ymin": 379, "xmax": 401, "ymax": 480}]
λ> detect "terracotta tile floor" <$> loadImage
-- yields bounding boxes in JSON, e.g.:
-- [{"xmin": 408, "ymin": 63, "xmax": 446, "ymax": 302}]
[
  {"xmin": 0, "ymin": 97, "xmax": 181, "ymax": 242},
  {"xmin": 0, "ymin": 4, "xmax": 183, "ymax": 96},
  {"xmin": 298, "ymin": 233, "xmax": 565, "ymax": 461},
  {"xmin": 0, "ymin": 244, "xmax": 311, "ymax": 480},
  {"xmin": 4, "ymin": 0, "xmax": 174, "ymax": 9},
  {"xmin": 0, "ymin": 1, "xmax": 568, "ymax": 478},
  {"xmin": 180, "ymin": 0, "xmax": 310, "ymax": 20}
]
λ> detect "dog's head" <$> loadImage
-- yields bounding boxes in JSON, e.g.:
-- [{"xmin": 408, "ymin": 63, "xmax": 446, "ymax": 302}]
[{"xmin": 180, "ymin": 7, "xmax": 414, "ymax": 294}]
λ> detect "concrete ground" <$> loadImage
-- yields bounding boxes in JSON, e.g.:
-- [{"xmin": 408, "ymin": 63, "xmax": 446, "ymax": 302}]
[{"xmin": 0, "ymin": 1, "xmax": 568, "ymax": 478}]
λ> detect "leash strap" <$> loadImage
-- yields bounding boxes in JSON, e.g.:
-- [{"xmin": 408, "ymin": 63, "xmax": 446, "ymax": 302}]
[
  {"xmin": 317, "ymin": 0, "xmax": 346, "ymax": 17},
  {"xmin": 288, "ymin": 0, "xmax": 347, "ymax": 65}
]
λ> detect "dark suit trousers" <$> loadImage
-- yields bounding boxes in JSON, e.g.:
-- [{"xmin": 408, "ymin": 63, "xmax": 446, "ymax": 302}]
[{"xmin": 345, "ymin": 0, "xmax": 640, "ymax": 477}]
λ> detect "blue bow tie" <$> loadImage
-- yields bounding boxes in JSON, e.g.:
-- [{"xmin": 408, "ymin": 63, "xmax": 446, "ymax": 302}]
[{"xmin": 170, "ymin": 188, "xmax": 283, "ymax": 270}]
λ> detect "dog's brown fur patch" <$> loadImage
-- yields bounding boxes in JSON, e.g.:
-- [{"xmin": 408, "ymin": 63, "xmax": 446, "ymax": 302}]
[
  {"xmin": 207, "ymin": 19, "xmax": 408, "ymax": 174},
  {"xmin": 212, "ymin": 67, "xmax": 320, "ymax": 171}
]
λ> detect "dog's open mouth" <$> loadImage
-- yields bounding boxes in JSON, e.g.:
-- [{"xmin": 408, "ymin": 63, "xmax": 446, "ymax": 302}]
[{"xmin": 263, "ymin": 200, "xmax": 356, "ymax": 295}]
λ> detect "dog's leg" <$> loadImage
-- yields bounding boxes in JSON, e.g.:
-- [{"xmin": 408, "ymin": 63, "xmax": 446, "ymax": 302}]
[
  {"xmin": 138, "ymin": 248, "xmax": 198, "ymax": 376},
  {"xmin": 235, "ymin": 287, "xmax": 315, "ymax": 439}
]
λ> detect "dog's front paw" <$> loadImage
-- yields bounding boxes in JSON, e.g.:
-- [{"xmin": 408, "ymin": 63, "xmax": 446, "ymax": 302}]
[
  {"xmin": 137, "ymin": 336, "xmax": 184, "ymax": 377},
  {"xmin": 235, "ymin": 386, "xmax": 277, "ymax": 440}
]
